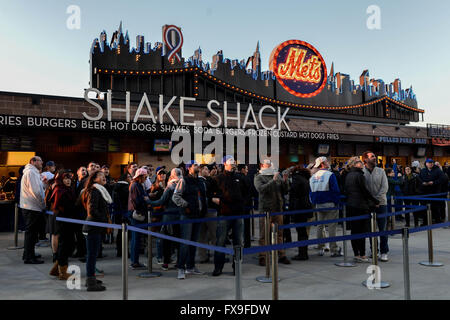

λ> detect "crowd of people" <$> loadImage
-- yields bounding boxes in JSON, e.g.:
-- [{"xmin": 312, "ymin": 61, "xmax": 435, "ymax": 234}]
[{"xmin": 16, "ymin": 153, "xmax": 450, "ymax": 291}]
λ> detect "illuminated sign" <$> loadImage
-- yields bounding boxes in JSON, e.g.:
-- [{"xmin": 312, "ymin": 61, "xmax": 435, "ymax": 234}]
[
  {"xmin": 162, "ymin": 25, "xmax": 183, "ymax": 63},
  {"xmin": 375, "ymin": 136, "xmax": 427, "ymax": 144},
  {"xmin": 270, "ymin": 40, "xmax": 327, "ymax": 98}
]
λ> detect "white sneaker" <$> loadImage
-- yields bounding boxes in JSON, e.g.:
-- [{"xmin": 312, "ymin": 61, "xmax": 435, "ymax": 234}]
[
  {"xmin": 186, "ymin": 268, "xmax": 205, "ymax": 275},
  {"xmin": 318, "ymin": 249, "xmax": 325, "ymax": 256},
  {"xmin": 380, "ymin": 254, "xmax": 389, "ymax": 262},
  {"xmin": 324, "ymin": 244, "xmax": 330, "ymax": 252},
  {"xmin": 177, "ymin": 268, "xmax": 185, "ymax": 280}
]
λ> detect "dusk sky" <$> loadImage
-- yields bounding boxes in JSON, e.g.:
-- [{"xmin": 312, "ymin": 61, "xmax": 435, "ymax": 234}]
[{"xmin": 1, "ymin": 0, "xmax": 449, "ymax": 126}]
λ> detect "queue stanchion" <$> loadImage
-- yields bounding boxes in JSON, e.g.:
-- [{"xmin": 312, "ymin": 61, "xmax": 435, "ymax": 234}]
[
  {"xmin": 271, "ymin": 223, "xmax": 279, "ymax": 300},
  {"xmin": 256, "ymin": 211, "xmax": 272, "ymax": 283},
  {"xmin": 139, "ymin": 210, "xmax": 162, "ymax": 278},
  {"xmin": 362, "ymin": 212, "xmax": 390, "ymax": 288},
  {"xmin": 390, "ymin": 196, "xmax": 396, "ymax": 231},
  {"xmin": 250, "ymin": 202, "xmax": 255, "ymax": 241},
  {"xmin": 122, "ymin": 222, "xmax": 128, "ymax": 300},
  {"xmin": 7, "ymin": 204, "xmax": 23, "ymax": 250},
  {"xmin": 419, "ymin": 204, "xmax": 444, "ymax": 267},
  {"xmin": 402, "ymin": 228, "xmax": 411, "ymax": 300},
  {"xmin": 234, "ymin": 246, "xmax": 243, "ymax": 300},
  {"xmin": 335, "ymin": 204, "xmax": 355, "ymax": 267}
]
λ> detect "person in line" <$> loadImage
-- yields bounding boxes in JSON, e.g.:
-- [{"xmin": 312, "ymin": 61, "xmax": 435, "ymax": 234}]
[
  {"xmin": 309, "ymin": 157, "xmax": 342, "ymax": 257},
  {"xmin": 148, "ymin": 168, "xmax": 183, "ymax": 271},
  {"xmin": 81, "ymin": 170, "xmax": 112, "ymax": 291},
  {"xmin": 20, "ymin": 156, "xmax": 46, "ymax": 264},
  {"xmin": 386, "ymin": 168, "xmax": 405, "ymax": 224},
  {"xmin": 345, "ymin": 157, "xmax": 380, "ymax": 263},
  {"xmin": 402, "ymin": 166, "xmax": 421, "ymax": 227},
  {"xmin": 128, "ymin": 168, "xmax": 152, "ymax": 269},
  {"xmin": 149, "ymin": 168, "xmax": 168, "ymax": 264},
  {"xmin": 418, "ymin": 159, "xmax": 446, "ymax": 223},
  {"xmin": 48, "ymin": 171, "xmax": 77, "ymax": 280},
  {"xmin": 76, "ymin": 167, "xmax": 88, "ymax": 196},
  {"xmin": 254, "ymin": 159, "xmax": 291, "ymax": 266},
  {"xmin": 172, "ymin": 161, "xmax": 208, "ymax": 279},
  {"xmin": 362, "ymin": 151, "xmax": 389, "ymax": 262},
  {"xmin": 289, "ymin": 165, "xmax": 313, "ymax": 260},
  {"xmin": 112, "ymin": 172, "xmax": 131, "ymax": 257},
  {"xmin": 101, "ymin": 165, "xmax": 115, "ymax": 196},
  {"xmin": 197, "ymin": 164, "xmax": 217, "ymax": 264},
  {"xmin": 211, "ymin": 156, "xmax": 247, "ymax": 277},
  {"xmin": 236, "ymin": 164, "xmax": 256, "ymax": 248}
]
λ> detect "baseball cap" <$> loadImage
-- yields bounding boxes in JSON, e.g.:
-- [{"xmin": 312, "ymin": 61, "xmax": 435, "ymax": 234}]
[
  {"xmin": 133, "ymin": 168, "xmax": 148, "ymax": 179},
  {"xmin": 223, "ymin": 155, "xmax": 235, "ymax": 165},
  {"xmin": 313, "ymin": 156, "xmax": 328, "ymax": 168},
  {"xmin": 101, "ymin": 164, "xmax": 110, "ymax": 169},
  {"xmin": 156, "ymin": 166, "xmax": 166, "ymax": 173},
  {"xmin": 185, "ymin": 160, "xmax": 198, "ymax": 170},
  {"xmin": 46, "ymin": 161, "xmax": 55, "ymax": 167},
  {"xmin": 425, "ymin": 158, "xmax": 434, "ymax": 164},
  {"xmin": 157, "ymin": 168, "xmax": 167, "ymax": 175}
]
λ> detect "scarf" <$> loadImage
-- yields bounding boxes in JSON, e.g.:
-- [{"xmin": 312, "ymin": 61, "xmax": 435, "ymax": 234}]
[{"xmin": 93, "ymin": 183, "xmax": 113, "ymax": 204}]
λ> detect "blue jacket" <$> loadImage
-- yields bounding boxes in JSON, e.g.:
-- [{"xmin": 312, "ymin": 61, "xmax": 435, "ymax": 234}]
[{"xmin": 309, "ymin": 169, "xmax": 340, "ymax": 205}]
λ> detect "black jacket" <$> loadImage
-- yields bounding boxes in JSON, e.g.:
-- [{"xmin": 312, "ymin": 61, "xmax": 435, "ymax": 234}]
[
  {"xmin": 213, "ymin": 170, "xmax": 246, "ymax": 216},
  {"xmin": 345, "ymin": 167, "xmax": 380, "ymax": 212},
  {"xmin": 418, "ymin": 166, "xmax": 445, "ymax": 194},
  {"xmin": 289, "ymin": 168, "xmax": 312, "ymax": 222},
  {"xmin": 112, "ymin": 181, "xmax": 129, "ymax": 214},
  {"xmin": 401, "ymin": 173, "xmax": 420, "ymax": 196},
  {"xmin": 82, "ymin": 187, "xmax": 110, "ymax": 234}
]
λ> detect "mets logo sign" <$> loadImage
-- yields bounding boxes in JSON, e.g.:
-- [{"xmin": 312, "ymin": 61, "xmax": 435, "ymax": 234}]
[{"xmin": 269, "ymin": 40, "xmax": 327, "ymax": 98}]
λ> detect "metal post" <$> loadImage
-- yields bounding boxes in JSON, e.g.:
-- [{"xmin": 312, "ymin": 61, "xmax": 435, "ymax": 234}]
[
  {"xmin": 362, "ymin": 212, "xmax": 390, "ymax": 288},
  {"xmin": 445, "ymin": 192, "xmax": 450, "ymax": 228},
  {"xmin": 256, "ymin": 211, "xmax": 272, "ymax": 283},
  {"xmin": 234, "ymin": 246, "xmax": 243, "ymax": 300},
  {"xmin": 7, "ymin": 204, "xmax": 23, "ymax": 250},
  {"xmin": 139, "ymin": 210, "xmax": 162, "ymax": 278},
  {"xmin": 122, "ymin": 222, "xmax": 128, "ymax": 300},
  {"xmin": 335, "ymin": 205, "xmax": 355, "ymax": 267},
  {"xmin": 250, "ymin": 205, "xmax": 255, "ymax": 240},
  {"xmin": 402, "ymin": 228, "xmax": 411, "ymax": 300},
  {"xmin": 271, "ymin": 223, "xmax": 279, "ymax": 300},
  {"xmin": 390, "ymin": 196, "xmax": 396, "ymax": 231},
  {"xmin": 419, "ymin": 204, "xmax": 444, "ymax": 267}
]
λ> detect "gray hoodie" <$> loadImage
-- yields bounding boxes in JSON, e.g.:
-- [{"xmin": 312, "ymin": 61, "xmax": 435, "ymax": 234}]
[{"xmin": 363, "ymin": 166, "xmax": 388, "ymax": 206}]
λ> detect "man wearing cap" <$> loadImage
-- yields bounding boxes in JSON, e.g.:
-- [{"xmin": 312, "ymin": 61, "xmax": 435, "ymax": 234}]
[
  {"xmin": 254, "ymin": 159, "xmax": 290, "ymax": 266},
  {"xmin": 172, "ymin": 161, "xmax": 208, "ymax": 279},
  {"xmin": 310, "ymin": 156, "xmax": 342, "ymax": 257},
  {"xmin": 211, "ymin": 156, "xmax": 247, "ymax": 276},
  {"xmin": 418, "ymin": 159, "xmax": 446, "ymax": 223},
  {"xmin": 362, "ymin": 151, "xmax": 389, "ymax": 262}
]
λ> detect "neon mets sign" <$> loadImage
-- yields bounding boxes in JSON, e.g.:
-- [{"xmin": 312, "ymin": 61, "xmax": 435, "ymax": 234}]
[{"xmin": 270, "ymin": 40, "xmax": 327, "ymax": 98}]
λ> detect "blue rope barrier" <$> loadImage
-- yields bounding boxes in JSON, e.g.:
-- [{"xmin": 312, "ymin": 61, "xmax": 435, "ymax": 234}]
[
  {"xmin": 409, "ymin": 221, "xmax": 450, "ymax": 234},
  {"xmin": 45, "ymin": 211, "xmax": 123, "ymax": 230},
  {"xmin": 377, "ymin": 206, "xmax": 427, "ymax": 219},
  {"xmin": 394, "ymin": 192, "xmax": 448, "ymax": 200},
  {"xmin": 394, "ymin": 196, "xmax": 450, "ymax": 202},
  {"xmin": 128, "ymin": 225, "xmax": 234, "ymax": 255},
  {"xmin": 243, "ymin": 228, "xmax": 404, "ymax": 255},
  {"xmin": 135, "ymin": 212, "xmax": 266, "ymax": 229}
]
